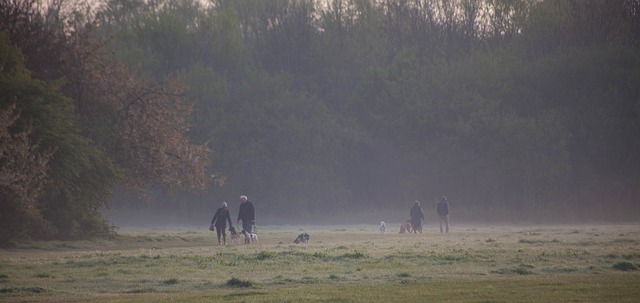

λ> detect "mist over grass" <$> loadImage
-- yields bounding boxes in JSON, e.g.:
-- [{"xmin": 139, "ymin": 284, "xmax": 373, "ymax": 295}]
[{"xmin": 102, "ymin": 204, "xmax": 639, "ymax": 229}]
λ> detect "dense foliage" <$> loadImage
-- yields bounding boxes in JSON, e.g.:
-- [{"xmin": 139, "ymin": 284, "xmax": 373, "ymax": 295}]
[
  {"xmin": 0, "ymin": 0, "xmax": 209, "ymax": 243},
  {"xmin": 1, "ymin": 0, "xmax": 639, "ymax": 237}
]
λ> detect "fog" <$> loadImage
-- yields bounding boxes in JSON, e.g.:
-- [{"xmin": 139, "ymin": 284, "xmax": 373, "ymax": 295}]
[
  {"xmin": 103, "ymin": 185, "xmax": 638, "ymax": 230},
  {"xmin": 2, "ymin": 0, "xmax": 639, "ymax": 243}
]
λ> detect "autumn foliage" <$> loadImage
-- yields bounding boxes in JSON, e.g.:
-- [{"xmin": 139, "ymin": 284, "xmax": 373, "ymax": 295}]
[{"xmin": 0, "ymin": 0, "xmax": 210, "ymax": 243}]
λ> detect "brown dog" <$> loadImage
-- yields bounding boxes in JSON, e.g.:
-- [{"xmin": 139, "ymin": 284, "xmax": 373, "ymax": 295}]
[{"xmin": 400, "ymin": 220, "xmax": 413, "ymax": 234}]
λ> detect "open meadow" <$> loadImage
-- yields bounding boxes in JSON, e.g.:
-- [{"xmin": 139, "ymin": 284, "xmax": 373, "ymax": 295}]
[{"xmin": 1, "ymin": 223, "xmax": 640, "ymax": 302}]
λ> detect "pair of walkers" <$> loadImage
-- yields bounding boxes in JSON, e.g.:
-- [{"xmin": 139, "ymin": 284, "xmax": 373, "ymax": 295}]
[
  {"xmin": 209, "ymin": 195, "xmax": 255, "ymax": 245},
  {"xmin": 409, "ymin": 196, "xmax": 450, "ymax": 234}
]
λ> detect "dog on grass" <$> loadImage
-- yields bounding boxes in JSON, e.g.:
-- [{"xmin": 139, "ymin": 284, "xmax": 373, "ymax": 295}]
[
  {"xmin": 294, "ymin": 233, "xmax": 310, "ymax": 244},
  {"xmin": 400, "ymin": 220, "xmax": 412, "ymax": 234},
  {"xmin": 229, "ymin": 226, "xmax": 240, "ymax": 245},
  {"xmin": 379, "ymin": 221, "xmax": 386, "ymax": 234},
  {"xmin": 241, "ymin": 230, "xmax": 259, "ymax": 244}
]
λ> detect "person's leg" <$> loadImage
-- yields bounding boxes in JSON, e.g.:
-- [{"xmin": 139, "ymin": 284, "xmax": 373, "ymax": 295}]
[
  {"xmin": 216, "ymin": 228, "xmax": 222, "ymax": 245},
  {"xmin": 439, "ymin": 217, "xmax": 444, "ymax": 233},
  {"xmin": 444, "ymin": 215, "xmax": 449, "ymax": 233},
  {"xmin": 243, "ymin": 222, "xmax": 252, "ymax": 233},
  {"xmin": 222, "ymin": 228, "xmax": 227, "ymax": 245}
]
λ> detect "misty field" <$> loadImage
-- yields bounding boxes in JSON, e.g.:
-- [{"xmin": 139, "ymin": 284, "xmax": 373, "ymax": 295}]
[{"xmin": 1, "ymin": 224, "xmax": 639, "ymax": 302}]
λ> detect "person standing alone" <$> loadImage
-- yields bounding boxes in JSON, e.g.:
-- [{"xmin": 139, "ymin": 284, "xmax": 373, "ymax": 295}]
[
  {"xmin": 210, "ymin": 202, "xmax": 233, "ymax": 245},
  {"xmin": 437, "ymin": 195, "xmax": 450, "ymax": 233},
  {"xmin": 237, "ymin": 195, "xmax": 255, "ymax": 244},
  {"xmin": 410, "ymin": 200, "xmax": 424, "ymax": 233}
]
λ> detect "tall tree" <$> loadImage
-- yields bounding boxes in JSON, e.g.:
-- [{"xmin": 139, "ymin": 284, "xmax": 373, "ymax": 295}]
[
  {"xmin": 0, "ymin": 32, "xmax": 55, "ymax": 243},
  {"xmin": 0, "ymin": 27, "xmax": 119, "ymax": 241}
]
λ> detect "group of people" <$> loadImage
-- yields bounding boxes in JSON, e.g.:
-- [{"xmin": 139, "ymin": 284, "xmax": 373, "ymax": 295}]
[
  {"xmin": 211, "ymin": 194, "xmax": 449, "ymax": 245},
  {"xmin": 209, "ymin": 195, "xmax": 255, "ymax": 245},
  {"xmin": 408, "ymin": 195, "xmax": 450, "ymax": 233}
]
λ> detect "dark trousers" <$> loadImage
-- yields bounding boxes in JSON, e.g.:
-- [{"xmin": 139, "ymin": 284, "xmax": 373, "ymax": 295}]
[{"xmin": 215, "ymin": 226, "xmax": 226, "ymax": 244}]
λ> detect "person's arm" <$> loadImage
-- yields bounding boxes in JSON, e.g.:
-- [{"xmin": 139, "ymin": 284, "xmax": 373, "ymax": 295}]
[
  {"xmin": 211, "ymin": 209, "xmax": 219, "ymax": 225},
  {"xmin": 227, "ymin": 211, "xmax": 233, "ymax": 228}
]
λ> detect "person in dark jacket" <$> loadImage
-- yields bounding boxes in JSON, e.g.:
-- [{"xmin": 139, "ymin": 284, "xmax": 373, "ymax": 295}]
[
  {"xmin": 237, "ymin": 195, "xmax": 255, "ymax": 244},
  {"xmin": 210, "ymin": 202, "xmax": 233, "ymax": 245},
  {"xmin": 410, "ymin": 200, "xmax": 424, "ymax": 233},
  {"xmin": 437, "ymin": 195, "xmax": 450, "ymax": 233}
]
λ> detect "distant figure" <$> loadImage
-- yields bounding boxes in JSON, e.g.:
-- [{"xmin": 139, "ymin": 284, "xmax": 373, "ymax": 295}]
[
  {"xmin": 437, "ymin": 195, "xmax": 450, "ymax": 233},
  {"xmin": 210, "ymin": 202, "xmax": 233, "ymax": 245},
  {"xmin": 379, "ymin": 221, "xmax": 386, "ymax": 234},
  {"xmin": 410, "ymin": 200, "xmax": 424, "ymax": 233},
  {"xmin": 237, "ymin": 195, "xmax": 255, "ymax": 244}
]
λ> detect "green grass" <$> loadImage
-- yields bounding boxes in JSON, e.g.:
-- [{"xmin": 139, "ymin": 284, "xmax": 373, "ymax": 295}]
[{"xmin": 0, "ymin": 224, "xmax": 639, "ymax": 302}]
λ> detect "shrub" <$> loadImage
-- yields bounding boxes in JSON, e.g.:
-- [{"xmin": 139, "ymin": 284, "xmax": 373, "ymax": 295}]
[
  {"xmin": 612, "ymin": 261, "xmax": 638, "ymax": 271},
  {"xmin": 162, "ymin": 278, "xmax": 178, "ymax": 285},
  {"xmin": 339, "ymin": 250, "xmax": 367, "ymax": 259},
  {"xmin": 254, "ymin": 251, "xmax": 274, "ymax": 260},
  {"xmin": 226, "ymin": 277, "xmax": 253, "ymax": 288}
]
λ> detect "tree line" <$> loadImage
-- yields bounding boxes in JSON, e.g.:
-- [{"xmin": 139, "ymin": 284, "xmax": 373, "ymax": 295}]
[{"xmin": 1, "ymin": 0, "xmax": 639, "ymax": 243}]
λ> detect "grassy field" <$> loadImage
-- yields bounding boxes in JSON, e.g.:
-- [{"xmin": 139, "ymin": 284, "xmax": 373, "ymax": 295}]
[{"xmin": 1, "ymin": 223, "xmax": 639, "ymax": 302}]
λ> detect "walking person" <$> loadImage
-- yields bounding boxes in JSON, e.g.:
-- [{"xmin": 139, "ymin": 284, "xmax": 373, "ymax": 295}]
[
  {"xmin": 210, "ymin": 202, "xmax": 233, "ymax": 245},
  {"xmin": 237, "ymin": 195, "xmax": 255, "ymax": 244},
  {"xmin": 410, "ymin": 200, "xmax": 424, "ymax": 233},
  {"xmin": 437, "ymin": 195, "xmax": 450, "ymax": 233}
]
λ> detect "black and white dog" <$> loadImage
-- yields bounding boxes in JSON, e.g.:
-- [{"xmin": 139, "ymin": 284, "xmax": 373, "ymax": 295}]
[
  {"xmin": 241, "ymin": 229, "xmax": 259, "ymax": 244},
  {"xmin": 293, "ymin": 233, "xmax": 310, "ymax": 244}
]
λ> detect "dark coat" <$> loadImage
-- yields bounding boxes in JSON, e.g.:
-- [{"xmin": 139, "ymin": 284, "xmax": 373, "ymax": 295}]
[
  {"xmin": 437, "ymin": 200, "xmax": 449, "ymax": 217},
  {"xmin": 237, "ymin": 201, "xmax": 255, "ymax": 222},
  {"xmin": 211, "ymin": 207, "xmax": 233, "ymax": 229},
  {"xmin": 410, "ymin": 204, "xmax": 424, "ymax": 226}
]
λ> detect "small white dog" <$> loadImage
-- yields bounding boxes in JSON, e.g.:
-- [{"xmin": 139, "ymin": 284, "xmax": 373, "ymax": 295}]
[
  {"xmin": 241, "ymin": 230, "xmax": 259, "ymax": 244},
  {"xmin": 379, "ymin": 221, "xmax": 386, "ymax": 234}
]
